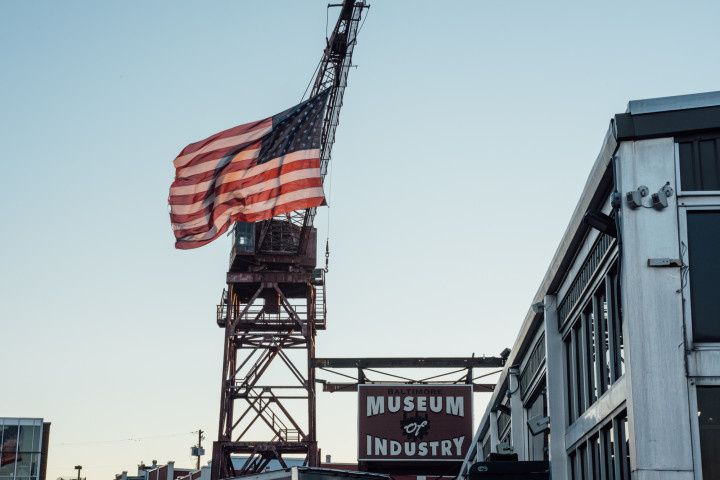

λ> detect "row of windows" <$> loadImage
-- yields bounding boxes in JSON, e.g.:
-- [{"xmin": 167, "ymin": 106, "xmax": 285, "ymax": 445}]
[
  {"xmin": 563, "ymin": 262, "xmax": 624, "ymax": 423},
  {"xmin": 557, "ymin": 234, "xmax": 614, "ymax": 324},
  {"xmin": 568, "ymin": 410, "xmax": 630, "ymax": 480},
  {"xmin": 0, "ymin": 424, "xmax": 42, "ymax": 455},
  {"xmin": 519, "ymin": 334, "xmax": 545, "ymax": 399}
]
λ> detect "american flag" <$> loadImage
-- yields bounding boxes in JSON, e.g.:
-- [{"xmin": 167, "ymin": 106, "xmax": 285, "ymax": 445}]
[{"xmin": 169, "ymin": 89, "xmax": 330, "ymax": 249}]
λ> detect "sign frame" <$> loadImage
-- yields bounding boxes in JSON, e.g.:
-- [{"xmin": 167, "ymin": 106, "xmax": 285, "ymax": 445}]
[{"xmin": 357, "ymin": 383, "xmax": 474, "ymax": 464}]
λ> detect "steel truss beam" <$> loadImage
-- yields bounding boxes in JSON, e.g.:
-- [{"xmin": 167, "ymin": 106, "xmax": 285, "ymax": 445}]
[
  {"xmin": 313, "ymin": 357, "xmax": 505, "ymax": 369},
  {"xmin": 313, "ymin": 356, "xmax": 505, "ymax": 394},
  {"xmin": 212, "ymin": 280, "xmax": 318, "ymax": 480}
]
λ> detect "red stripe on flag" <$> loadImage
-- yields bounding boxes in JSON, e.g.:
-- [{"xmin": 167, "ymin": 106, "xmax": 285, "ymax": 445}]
[
  {"xmin": 174, "ymin": 194, "xmax": 325, "ymax": 250},
  {"xmin": 174, "ymin": 119, "xmax": 271, "ymax": 168},
  {"xmin": 169, "ymin": 158, "xmax": 321, "ymax": 207},
  {"xmin": 171, "ymin": 178, "xmax": 323, "ymax": 235}
]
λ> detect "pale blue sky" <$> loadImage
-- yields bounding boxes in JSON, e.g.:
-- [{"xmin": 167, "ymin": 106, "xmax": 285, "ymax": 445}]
[{"xmin": 1, "ymin": 1, "xmax": 719, "ymax": 479}]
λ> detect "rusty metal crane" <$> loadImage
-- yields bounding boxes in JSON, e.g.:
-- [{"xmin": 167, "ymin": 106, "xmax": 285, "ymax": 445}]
[{"xmin": 211, "ymin": 2, "xmax": 368, "ymax": 478}]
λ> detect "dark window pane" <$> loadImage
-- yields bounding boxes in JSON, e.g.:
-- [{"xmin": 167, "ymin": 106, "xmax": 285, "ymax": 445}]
[
  {"xmin": 584, "ymin": 308, "xmax": 597, "ymax": 405},
  {"xmin": 698, "ymin": 387, "xmax": 720, "ymax": 480},
  {"xmin": 565, "ymin": 335, "xmax": 576, "ymax": 423},
  {"xmin": 18, "ymin": 426, "xmax": 40, "ymax": 453},
  {"xmin": 574, "ymin": 323, "xmax": 585, "ymax": 415},
  {"xmin": 14, "ymin": 452, "xmax": 33, "ymax": 477},
  {"xmin": 679, "ymin": 141, "xmax": 697, "ymax": 190},
  {"xmin": 687, "ymin": 211, "xmax": 720, "ymax": 341},
  {"xmin": 622, "ymin": 413, "xmax": 630, "ymax": 480},
  {"xmin": 611, "ymin": 270, "xmax": 625, "ymax": 378},
  {"xmin": 601, "ymin": 427, "xmax": 615, "ymax": 480},
  {"xmin": 699, "ymin": 140, "xmax": 720, "ymax": 190},
  {"xmin": 600, "ymin": 294, "xmax": 611, "ymax": 391},
  {"xmin": 607, "ymin": 422, "xmax": 617, "ymax": 480},
  {"xmin": 678, "ymin": 137, "xmax": 720, "ymax": 191},
  {"xmin": 0, "ymin": 425, "xmax": 19, "ymax": 476},
  {"xmin": 578, "ymin": 444, "xmax": 587, "ymax": 480},
  {"xmin": 591, "ymin": 435, "xmax": 601, "ymax": 480}
]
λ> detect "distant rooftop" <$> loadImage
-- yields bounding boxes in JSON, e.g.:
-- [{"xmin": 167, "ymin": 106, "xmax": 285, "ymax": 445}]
[{"xmin": 627, "ymin": 90, "xmax": 720, "ymax": 115}]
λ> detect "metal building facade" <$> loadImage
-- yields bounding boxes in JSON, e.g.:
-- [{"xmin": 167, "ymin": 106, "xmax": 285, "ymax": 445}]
[{"xmin": 457, "ymin": 91, "xmax": 720, "ymax": 480}]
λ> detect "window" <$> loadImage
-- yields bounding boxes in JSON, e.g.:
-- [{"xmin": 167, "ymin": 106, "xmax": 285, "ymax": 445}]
[
  {"xmin": 519, "ymin": 335, "xmax": 545, "ymax": 399},
  {"xmin": 568, "ymin": 410, "xmax": 630, "ymax": 480},
  {"xmin": 563, "ymin": 262, "xmax": 624, "ymax": 423},
  {"xmin": 678, "ymin": 135, "xmax": 720, "ymax": 191},
  {"xmin": 0, "ymin": 420, "xmax": 43, "ymax": 480},
  {"xmin": 565, "ymin": 335, "xmax": 576, "ymax": 421},
  {"xmin": 526, "ymin": 387, "xmax": 548, "ymax": 461},
  {"xmin": 497, "ymin": 401, "xmax": 511, "ymax": 447},
  {"xmin": 233, "ymin": 222, "xmax": 255, "ymax": 252},
  {"xmin": 0, "ymin": 423, "xmax": 19, "ymax": 478},
  {"xmin": 697, "ymin": 387, "xmax": 720, "ymax": 479},
  {"xmin": 481, "ymin": 435, "xmax": 491, "ymax": 461},
  {"xmin": 687, "ymin": 211, "xmax": 720, "ymax": 342}
]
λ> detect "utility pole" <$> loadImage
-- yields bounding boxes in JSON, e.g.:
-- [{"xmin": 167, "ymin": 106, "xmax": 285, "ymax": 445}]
[
  {"xmin": 192, "ymin": 430, "xmax": 204, "ymax": 470},
  {"xmin": 74, "ymin": 465, "xmax": 82, "ymax": 480}
]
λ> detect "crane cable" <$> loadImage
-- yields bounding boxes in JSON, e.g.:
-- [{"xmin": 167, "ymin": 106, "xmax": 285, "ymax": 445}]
[
  {"xmin": 318, "ymin": 2, "xmax": 372, "ymax": 273},
  {"xmin": 324, "ymin": 155, "xmax": 334, "ymax": 273}
]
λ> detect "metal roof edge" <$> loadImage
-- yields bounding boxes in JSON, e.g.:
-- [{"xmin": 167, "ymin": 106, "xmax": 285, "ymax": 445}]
[
  {"xmin": 615, "ymin": 104, "xmax": 720, "ymax": 141},
  {"xmin": 295, "ymin": 468, "xmax": 390, "ymax": 478},
  {"xmin": 627, "ymin": 90, "xmax": 720, "ymax": 115}
]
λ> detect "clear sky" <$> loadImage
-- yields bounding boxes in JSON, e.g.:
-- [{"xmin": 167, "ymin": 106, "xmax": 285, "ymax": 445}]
[{"xmin": 1, "ymin": 1, "xmax": 719, "ymax": 479}]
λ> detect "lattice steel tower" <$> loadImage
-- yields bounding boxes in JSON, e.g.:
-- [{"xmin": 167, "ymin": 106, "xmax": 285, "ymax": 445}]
[{"xmin": 210, "ymin": 2, "xmax": 368, "ymax": 478}]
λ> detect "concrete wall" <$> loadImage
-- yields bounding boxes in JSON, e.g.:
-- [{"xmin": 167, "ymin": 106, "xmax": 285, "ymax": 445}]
[{"xmin": 616, "ymin": 138, "xmax": 694, "ymax": 480}]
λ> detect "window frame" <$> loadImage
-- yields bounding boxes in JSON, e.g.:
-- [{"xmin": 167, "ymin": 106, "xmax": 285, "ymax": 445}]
[
  {"xmin": 688, "ymin": 381, "xmax": 720, "ymax": 480},
  {"xmin": 674, "ymin": 138, "xmax": 720, "ymax": 197},
  {"xmin": 677, "ymin": 204, "xmax": 720, "ymax": 347},
  {"xmin": 673, "ymin": 140, "xmax": 720, "ymax": 480},
  {"xmin": 566, "ymin": 407, "xmax": 631, "ymax": 480},
  {"xmin": 523, "ymin": 381, "xmax": 549, "ymax": 461}
]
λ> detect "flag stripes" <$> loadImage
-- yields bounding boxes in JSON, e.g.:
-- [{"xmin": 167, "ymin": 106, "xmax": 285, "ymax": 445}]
[{"xmin": 168, "ymin": 91, "xmax": 329, "ymax": 250}]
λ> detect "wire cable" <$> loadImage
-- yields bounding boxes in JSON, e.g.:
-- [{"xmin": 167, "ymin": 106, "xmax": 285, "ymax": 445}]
[
  {"xmin": 52, "ymin": 431, "xmax": 198, "ymax": 447},
  {"xmin": 472, "ymin": 369, "xmax": 503, "ymax": 382}
]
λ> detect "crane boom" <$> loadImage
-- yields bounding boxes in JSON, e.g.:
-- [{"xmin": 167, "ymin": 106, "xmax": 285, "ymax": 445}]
[{"xmin": 251, "ymin": 0, "xmax": 368, "ymax": 259}]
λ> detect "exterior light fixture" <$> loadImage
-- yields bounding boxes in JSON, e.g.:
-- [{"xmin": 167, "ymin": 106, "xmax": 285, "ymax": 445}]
[
  {"xmin": 583, "ymin": 211, "xmax": 617, "ymax": 238},
  {"xmin": 531, "ymin": 301, "xmax": 545, "ymax": 314},
  {"xmin": 495, "ymin": 404, "xmax": 511, "ymax": 415},
  {"xmin": 652, "ymin": 182, "xmax": 674, "ymax": 210},
  {"xmin": 499, "ymin": 348, "xmax": 511, "ymax": 361},
  {"xmin": 626, "ymin": 185, "xmax": 649, "ymax": 209}
]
